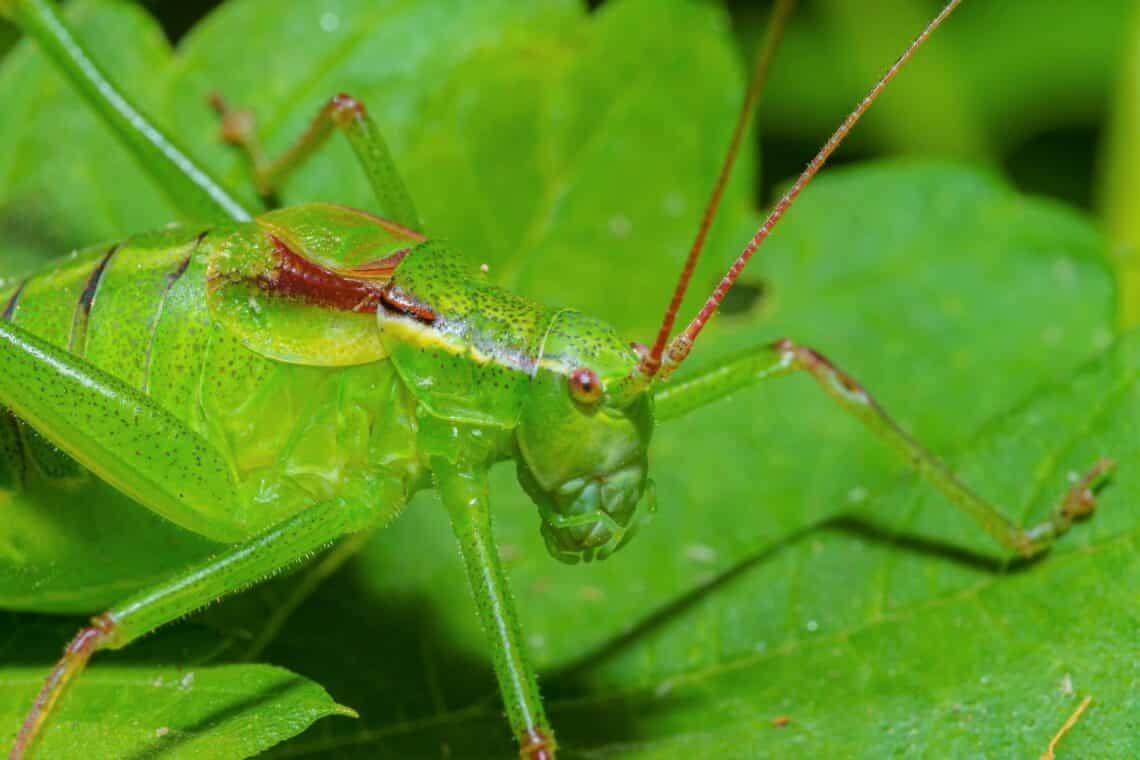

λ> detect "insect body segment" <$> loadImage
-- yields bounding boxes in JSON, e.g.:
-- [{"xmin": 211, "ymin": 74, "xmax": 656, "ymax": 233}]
[
  {"xmin": 0, "ymin": 220, "xmax": 425, "ymax": 543},
  {"xmin": 515, "ymin": 309, "xmax": 655, "ymax": 563},
  {"xmin": 378, "ymin": 240, "xmax": 555, "ymax": 428},
  {"xmin": 207, "ymin": 202, "xmax": 422, "ymax": 366},
  {"xmin": 375, "ymin": 241, "xmax": 657, "ymax": 562}
]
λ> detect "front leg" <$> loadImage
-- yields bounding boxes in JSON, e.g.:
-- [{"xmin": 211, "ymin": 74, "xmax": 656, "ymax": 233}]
[
  {"xmin": 434, "ymin": 457, "xmax": 555, "ymax": 760},
  {"xmin": 655, "ymin": 338, "xmax": 1113, "ymax": 558}
]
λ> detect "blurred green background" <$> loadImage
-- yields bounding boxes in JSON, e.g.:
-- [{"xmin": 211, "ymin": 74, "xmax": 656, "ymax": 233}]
[{"xmin": 3, "ymin": 0, "xmax": 1133, "ymax": 210}]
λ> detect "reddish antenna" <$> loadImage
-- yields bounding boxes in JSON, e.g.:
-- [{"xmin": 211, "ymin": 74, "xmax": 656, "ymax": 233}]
[
  {"xmin": 646, "ymin": 0, "xmax": 963, "ymax": 380},
  {"xmin": 640, "ymin": 0, "xmax": 797, "ymax": 378}
]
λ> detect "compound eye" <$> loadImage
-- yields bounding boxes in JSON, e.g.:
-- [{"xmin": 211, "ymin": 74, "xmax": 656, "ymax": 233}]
[{"xmin": 568, "ymin": 367, "xmax": 603, "ymax": 406}]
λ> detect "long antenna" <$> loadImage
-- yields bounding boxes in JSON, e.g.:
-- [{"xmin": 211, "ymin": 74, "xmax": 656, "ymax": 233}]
[
  {"xmin": 653, "ymin": 0, "xmax": 963, "ymax": 379},
  {"xmin": 640, "ymin": 0, "xmax": 796, "ymax": 377}
]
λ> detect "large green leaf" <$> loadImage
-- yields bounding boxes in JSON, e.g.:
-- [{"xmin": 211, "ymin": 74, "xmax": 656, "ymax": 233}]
[
  {"xmin": 0, "ymin": 617, "xmax": 353, "ymax": 758},
  {"xmin": 0, "ymin": 1, "xmax": 1134, "ymax": 758}
]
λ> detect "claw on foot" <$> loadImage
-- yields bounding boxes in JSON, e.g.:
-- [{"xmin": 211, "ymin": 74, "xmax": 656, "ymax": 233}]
[
  {"xmin": 1061, "ymin": 457, "xmax": 1115, "ymax": 520},
  {"xmin": 1018, "ymin": 457, "xmax": 1116, "ymax": 558}
]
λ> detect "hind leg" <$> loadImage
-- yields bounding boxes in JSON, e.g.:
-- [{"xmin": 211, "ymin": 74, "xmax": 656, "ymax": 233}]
[
  {"xmin": 0, "ymin": 311, "xmax": 394, "ymax": 758},
  {"xmin": 0, "ymin": 319, "xmax": 245, "ymax": 541},
  {"xmin": 1, "ymin": 0, "xmax": 250, "ymax": 222},
  {"xmin": 11, "ymin": 496, "xmax": 375, "ymax": 758}
]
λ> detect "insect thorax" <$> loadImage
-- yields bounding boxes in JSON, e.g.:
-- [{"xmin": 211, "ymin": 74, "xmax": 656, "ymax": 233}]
[{"xmin": 379, "ymin": 241, "xmax": 560, "ymax": 432}]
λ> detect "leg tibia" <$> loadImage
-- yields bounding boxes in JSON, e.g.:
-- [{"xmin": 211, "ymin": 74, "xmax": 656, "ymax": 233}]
[{"xmin": 10, "ymin": 616, "xmax": 116, "ymax": 759}]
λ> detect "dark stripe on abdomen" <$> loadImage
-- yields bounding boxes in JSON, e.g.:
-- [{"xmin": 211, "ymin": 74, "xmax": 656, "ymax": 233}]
[
  {"xmin": 141, "ymin": 246, "xmax": 196, "ymax": 394},
  {"xmin": 75, "ymin": 227, "xmax": 211, "ymax": 397},
  {"xmin": 2, "ymin": 278, "xmax": 27, "ymax": 321},
  {"xmin": 70, "ymin": 243, "xmax": 120, "ymax": 354},
  {"xmin": 0, "ymin": 410, "xmax": 26, "ymax": 491}
]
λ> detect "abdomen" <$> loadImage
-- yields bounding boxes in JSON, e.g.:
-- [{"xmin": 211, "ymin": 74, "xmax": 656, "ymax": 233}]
[
  {"xmin": 0, "ymin": 228, "xmax": 219, "ymax": 611},
  {"xmin": 0, "ymin": 226, "xmax": 420, "ymax": 612}
]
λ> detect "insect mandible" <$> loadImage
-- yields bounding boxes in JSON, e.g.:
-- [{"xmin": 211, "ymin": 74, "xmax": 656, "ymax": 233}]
[{"xmin": 0, "ymin": 0, "xmax": 1115, "ymax": 757}]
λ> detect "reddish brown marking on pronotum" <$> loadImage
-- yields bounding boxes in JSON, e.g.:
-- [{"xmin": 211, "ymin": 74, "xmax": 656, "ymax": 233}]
[
  {"xmin": 261, "ymin": 236, "xmax": 440, "ymax": 323},
  {"xmin": 264, "ymin": 236, "xmax": 385, "ymax": 313},
  {"xmin": 379, "ymin": 285, "xmax": 438, "ymax": 324},
  {"xmin": 519, "ymin": 727, "xmax": 555, "ymax": 760}
]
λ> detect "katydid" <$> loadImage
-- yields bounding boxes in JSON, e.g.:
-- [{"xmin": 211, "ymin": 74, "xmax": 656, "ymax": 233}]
[{"xmin": 0, "ymin": 0, "xmax": 1115, "ymax": 758}]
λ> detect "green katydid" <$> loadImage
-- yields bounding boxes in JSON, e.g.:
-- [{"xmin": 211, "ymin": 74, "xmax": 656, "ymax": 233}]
[{"xmin": 0, "ymin": 0, "xmax": 1117, "ymax": 758}]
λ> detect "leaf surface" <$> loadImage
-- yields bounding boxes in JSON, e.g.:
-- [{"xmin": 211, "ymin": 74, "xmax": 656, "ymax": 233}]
[{"xmin": 0, "ymin": 619, "xmax": 352, "ymax": 759}]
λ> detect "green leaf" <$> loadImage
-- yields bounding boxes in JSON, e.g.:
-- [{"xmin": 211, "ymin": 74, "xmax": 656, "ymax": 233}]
[
  {"xmin": 0, "ymin": 1, "xmax": 1134, "ymax": 759},
  {"xmin": 0, "ymin": 618, "xmax": 353, "ymax": 758},
  {"xmin": 0, "ymin": 666, "xmax": 351, "ymax": 757}
]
